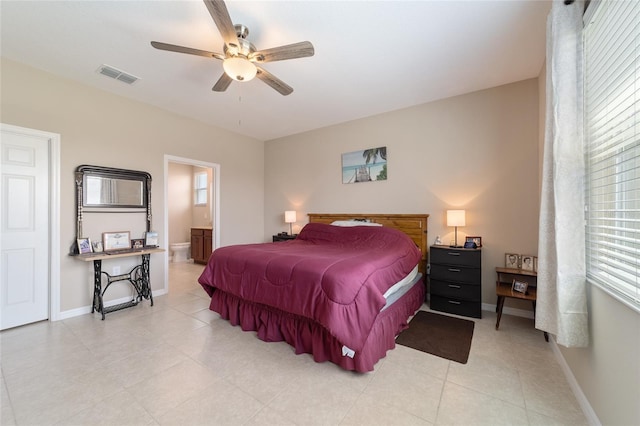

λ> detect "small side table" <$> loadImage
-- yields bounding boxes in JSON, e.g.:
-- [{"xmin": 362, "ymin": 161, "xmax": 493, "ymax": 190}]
[
  {"xmin": 272, "ymin": 234, "xmax": 297, "ymax": 242},
  {"xmin": 495, "ymin": 267, "xmax": 548, "ymax": 341}
]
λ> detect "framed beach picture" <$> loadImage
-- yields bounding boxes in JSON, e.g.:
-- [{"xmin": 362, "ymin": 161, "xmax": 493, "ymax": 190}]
[{"xmin": 342, "ymin": 146, "xmax": 387, "ymax": 184}]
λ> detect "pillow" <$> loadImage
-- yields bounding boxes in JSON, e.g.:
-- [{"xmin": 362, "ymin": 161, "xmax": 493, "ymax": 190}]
[{"xmin": 330, "ymin": 220, "xmax": 382, "ymax": 227}]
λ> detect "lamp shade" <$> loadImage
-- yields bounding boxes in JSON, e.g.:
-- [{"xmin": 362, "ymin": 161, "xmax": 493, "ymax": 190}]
[
  {"xmin": 284, "ymin": 210, "xmax": 297, "ymax": 224},
  {"xmin": 447, "ymin": 210, "xmax": 466, "ymax": 227},
  {"xmin": 223, "ymin": 57, "xmax": 257, "ymax": 82}
]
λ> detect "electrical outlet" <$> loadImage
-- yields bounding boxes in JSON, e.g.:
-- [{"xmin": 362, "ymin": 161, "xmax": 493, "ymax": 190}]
[{"xmin": 112, "ymin": 266, "xmax": 120, "ymax": 275}]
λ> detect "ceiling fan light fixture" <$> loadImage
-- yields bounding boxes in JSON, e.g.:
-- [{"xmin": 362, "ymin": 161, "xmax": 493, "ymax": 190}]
[{"xmin": 223, "ymin": 57, "xmax": 257, "ymax": 82}]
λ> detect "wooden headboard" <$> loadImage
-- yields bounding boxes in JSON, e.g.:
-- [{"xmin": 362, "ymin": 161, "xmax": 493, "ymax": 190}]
[{"xmin": 308, "ymin": 213, "xmax": 429, "ymax": 274}]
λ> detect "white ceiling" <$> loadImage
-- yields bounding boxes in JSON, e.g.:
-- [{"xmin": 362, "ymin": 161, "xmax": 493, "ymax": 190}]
[{"xmin": 0, "ymin": 0, "xmax": 551, "ymax": 141}]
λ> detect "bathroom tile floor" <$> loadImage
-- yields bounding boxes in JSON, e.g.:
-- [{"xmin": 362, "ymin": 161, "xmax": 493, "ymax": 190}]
[{"xmin": 1, "ymin": 262, "xmax": 588, "ymax": 425}]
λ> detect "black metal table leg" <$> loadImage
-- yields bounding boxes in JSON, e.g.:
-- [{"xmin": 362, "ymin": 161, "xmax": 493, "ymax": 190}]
[
  {"xmin": 141, "ymin": 254, "xmax": 153, "ymax": 306},
  {"xmin": 84, "ymin": 250, "xmax": 159, "ymax": 319},
  {"xmin": 92, "ymin": 259, "xmax": 105, "ymax": 320}
]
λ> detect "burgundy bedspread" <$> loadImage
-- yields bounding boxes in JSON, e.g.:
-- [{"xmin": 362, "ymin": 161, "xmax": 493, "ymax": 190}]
[{"xmin": 198, "ymin": 222, "xmax": 420, "ymax": 351}]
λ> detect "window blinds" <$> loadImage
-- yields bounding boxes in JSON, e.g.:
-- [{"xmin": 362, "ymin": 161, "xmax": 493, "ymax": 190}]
[
  {"xmin": 584, "ymin": 0, "xmax": 640, "ymax": 308},
  {"xmin": 194, "ymin": 172, "xmax": 208, "ymax": 205}
]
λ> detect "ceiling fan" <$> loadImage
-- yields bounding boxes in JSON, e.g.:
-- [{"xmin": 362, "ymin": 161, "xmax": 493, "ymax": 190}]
[{"xmin": 151, "ymin": 0, "xmax": 314, "ymax": 96}]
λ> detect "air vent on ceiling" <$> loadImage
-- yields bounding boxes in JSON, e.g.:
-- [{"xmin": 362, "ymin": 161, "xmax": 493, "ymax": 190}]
[{"xmin": 97, "ymin": 64, "xmax": 139, "ymax": 85}]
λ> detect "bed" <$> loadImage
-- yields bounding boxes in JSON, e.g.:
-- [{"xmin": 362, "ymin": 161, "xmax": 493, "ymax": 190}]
[{"xmin": 198, "ymin": 213, "xmax": 429, "ymax": 372}]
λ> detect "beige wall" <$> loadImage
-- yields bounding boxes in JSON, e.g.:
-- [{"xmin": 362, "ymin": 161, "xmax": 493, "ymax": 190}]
[
  {"xmin": 265, "ymin": 78, "xmax": 540, "ymax": 312},
  {"xmin": 167, "ymin": 162, "xmax": 193, "ymax": 246},
  {"xmin": 0, "ymin": 58, "xmax": 265, "ymax": 313},
  {"xmin": 562, "ymin": 287, "xmax": 640, "ymax": 425}
]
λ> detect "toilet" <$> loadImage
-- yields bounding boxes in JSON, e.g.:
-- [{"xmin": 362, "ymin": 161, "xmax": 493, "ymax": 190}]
[{"xmin": 170, "ymin": 242, "xmax": 190, "ymax": 262}]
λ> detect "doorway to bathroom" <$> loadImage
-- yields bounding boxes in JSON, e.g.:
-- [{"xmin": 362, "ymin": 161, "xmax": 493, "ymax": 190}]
[{"xmin": 163, "ymin": 155, "xmax": 220, "ymax": 293}]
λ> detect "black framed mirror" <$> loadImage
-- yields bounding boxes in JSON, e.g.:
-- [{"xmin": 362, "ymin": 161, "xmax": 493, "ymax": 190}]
[{"xmin": 75, "ymin": 165, "xmax": 152, "ymax": 240}]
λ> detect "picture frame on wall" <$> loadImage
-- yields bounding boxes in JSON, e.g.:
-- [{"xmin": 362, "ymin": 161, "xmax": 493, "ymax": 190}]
[
  {"xmin": 341, "ymin": 147, "xmax": 387, "ymax": 184},
  {"xmin": 505, "ymin": 253, "xmax": 520, "ymax": 269},
  {"xmin": 103, "ymin": 231, "xmax": 131, "ymax": 251}
]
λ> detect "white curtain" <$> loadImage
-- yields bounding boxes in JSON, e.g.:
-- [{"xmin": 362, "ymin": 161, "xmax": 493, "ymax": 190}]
[{"xmin": 536, "ymin": 0, "xmax": 589, "ymax": 347}]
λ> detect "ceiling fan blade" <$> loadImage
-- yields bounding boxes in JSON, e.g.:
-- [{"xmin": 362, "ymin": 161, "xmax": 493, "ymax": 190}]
[
  {"xmin": 250, "ymin": 41, "xmax": 314, "ymax": 63},
  {"xmin": 256, "ymin": 67, "xmax": 293, "ymax": 96},
  {"xmin": 203, "ymin": 0, "xmax": 239, "ymax": 48},
  {"xmin": 150, "ymin": 41, "xmax": 224, "ymax": 60},
  {"xmin": 212, "ymin": 72, "xmax": 233, "ymax": 92}
]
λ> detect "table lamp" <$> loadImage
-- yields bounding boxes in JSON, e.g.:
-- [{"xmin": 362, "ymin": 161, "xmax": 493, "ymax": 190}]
[
  {"xmin": 285, "ymin": 210, "xmax": 296, "ymax": 235},
  {"xmin": 447, "ymin": 209, "xmax": 466, "ymax": 247}
]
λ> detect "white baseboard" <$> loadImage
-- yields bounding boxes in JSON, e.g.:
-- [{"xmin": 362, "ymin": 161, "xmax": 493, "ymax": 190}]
[
  {"xmin": 58, "ymin": 305, "xmax": 93, "ymax": 320},
  {"xmin": 153, "ymin": 288, "xmax": 168, "ymax": 298},
  {"xmin": 56, "ymin": 289, "xmax": 167, "ymax": 321},
  {"xmin": 549, "ymin": 338, "xmax": 602, "ymax": 426}
]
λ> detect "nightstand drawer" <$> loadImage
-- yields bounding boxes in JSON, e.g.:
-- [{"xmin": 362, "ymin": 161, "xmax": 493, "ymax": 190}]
[
  {"xmin": 430, "ymin": 247, "xmax": 480, "ymax": 268},
  {"xmin": 430, "ymin": 279, "xmax": 481, "ymax": 300},
  {"xmin": 430, "ymin": 295, "xmax": 481, "ymax": 318},
  {"xmin": 430, "ymin": 264, "xmax": 480, "ymax": 285}
]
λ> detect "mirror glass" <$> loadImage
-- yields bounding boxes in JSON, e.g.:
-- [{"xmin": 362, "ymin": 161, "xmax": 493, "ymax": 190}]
[{"xmin": 83, "ymin": 175, "xmax": 145, "ymax": 207}]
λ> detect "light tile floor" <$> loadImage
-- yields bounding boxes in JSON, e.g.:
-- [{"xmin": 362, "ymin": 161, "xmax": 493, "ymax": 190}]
[{"xmin": 1, "ymin": 262, "xmax": 588, "ymax": 425}]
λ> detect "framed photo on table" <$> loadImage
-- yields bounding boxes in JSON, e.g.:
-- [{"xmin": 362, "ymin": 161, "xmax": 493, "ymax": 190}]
[
  {"xmin": 131, "ymin": 238, "xmax": 145, "ymax": 250},
  {"xmin": 145, "ymin": 231, "xmax": 158, "ymax": 247},
  {"xmin": 521, "ymin": 255, "xmax": 535, "ymax": 272},
  {"xmin": 505, "ymin": 253, "xmax": 520, "ymax": 269},
  {"xmin": 512, "ymin": 279, "xmax": 529, "ymax": 294},
  {"xmin": 103, "ymin": 231, "xmax": 131, "ymax": 251},
  {"xmin": 92, "ymin": 240, "xmax": 103, "ymax": 253},
  {"xmin": 77, "ymin": 237, "xmax": 92, "ymax": 254},
  {"xmin": 465, "ymin": 236, "xmax": 482, "ymax": 248}
]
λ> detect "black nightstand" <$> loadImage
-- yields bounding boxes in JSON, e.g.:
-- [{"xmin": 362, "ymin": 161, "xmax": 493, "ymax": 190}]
[
  {"xmin": 272, "ymin": 234, "xmax": 297, "ymax": 242},
  {"xmin": 429, "ymin": 245, "xmax": 482, "ymax": 318}
]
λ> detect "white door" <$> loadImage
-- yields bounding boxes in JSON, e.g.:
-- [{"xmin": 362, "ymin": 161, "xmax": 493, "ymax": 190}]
[{"xmin": 1, "ymin": 129, "xmax": 50, "ymax": 330}]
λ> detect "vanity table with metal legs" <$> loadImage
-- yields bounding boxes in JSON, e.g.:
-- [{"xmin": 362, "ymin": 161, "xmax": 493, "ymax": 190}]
[{"xmin": 75, "ymin": 248, "xmax": 164, "ymax": 319}]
